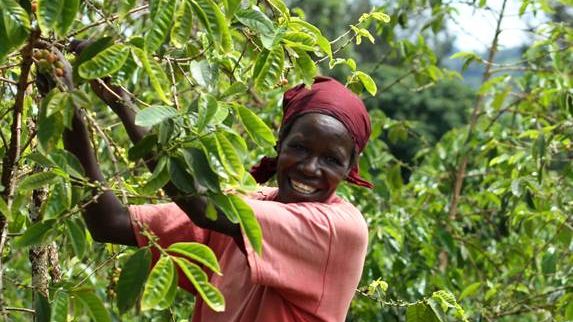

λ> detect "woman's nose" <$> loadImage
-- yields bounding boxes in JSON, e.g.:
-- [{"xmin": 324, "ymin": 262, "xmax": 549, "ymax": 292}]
[{"xmin": 299, "ymin": 156, "xmax": 320, "ymax": 176}]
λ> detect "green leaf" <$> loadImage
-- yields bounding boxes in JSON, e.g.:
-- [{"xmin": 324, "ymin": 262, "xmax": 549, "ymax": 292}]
[
  {"xmin": 235, "ymin": 7, "xmax": 275, "ymax": 45},
  {"xmin": 235, "ymin": 104, "xmax": 275, "ymax": 147},
  {"xmin": 44, "ymin": 179, "xmax": 71, "ymax": 219},
  {"xmin": 49, "ymin": 149, "xmax": 85, "ymax": 179},
  {"xmin": 283, "ymin": 31, "xmax": 315, "ymax": 47},
  {"xmin": 156, "ymin": 270, "xmax": 178, "ymax": 309},
  {"xmin": 253, "ymin": 44, "xmax": 284, "ymax": 90},
  {"xmin": 293, "ymin": 50, "xmax": 316, "ymax": 87},
  {"xmin": 117, "ymin": 248, "xmax": 152, "ymax": 313},
  {"xmin": 221, "ymin": 82, "xmax": 247, "ymax": 98},
  {"xmin": 355, "ymin": 71, "xmax": 377, "ymax": 96},
  {"xmin": 171, "ymin": 0, "xmax": 194, "ymax": 48},
  {"xmin": 1, "ymin": 0, "xmax": 30, "ymax": 48},
  {"xmin": 168, "ymin": 156, "xmax": 197, "ymax": 193},
  {"xmin": 190, "ymin": 60, "xmax": 216, "ymax": 89},
  {"xmin": 205, "ymin": 199, "xmax": 218, "ymax": 221},
  {"xmin": 45, "ymin": 92, "xmax": 69, "ymax": 117},
  {"xmin": 74, "ymin": 289, "xmax": 111, "ymax": 322},
  {"xmin": 210, "ymin": 194, "xmax": 239, "ymax": 223},
  {"xmin": 387, "ymin": 164, "xmax": 403, "ymax": 192},
  {"xmin": 459, "ymin": 282, "xmax": 481, "ymax": 301},
  {"xmin": 173, "ymin": 257, "xmax": 225, "ymax": 312},
  {"xmin": 38, "ymin": 112, "xmax": 64, "ymax": 153},
  {"xmin": 222, "ymin": 0, "xmax": 241, "ymax": 18},
  {"xmin": 145, "ymin": 0, "xmax": 176, "ymax": 53},
  {"xmin": 78, "ymin": 44, "xmax": 130, "ymax": 80},
  {"xmin": 196, "ymin": 93, "xmax": 218, "ymax": 133},
  {"xmin": 406, "ymin": 302, "xmax": 441, "ymax": 322},
  {"xmin": 14, "ymin": 219, "xmax": 56, "ymax": 248},
  {"xmin": 215, "ymin": 132, "xmax": 244, "ymax": 178},
  {"xmin": 65, "ymin": 218, "xmax": 86, "ymax": 258},
  {"xmin": 450, "ymin": 51, "xmax": 479, "ymax": 60},
  {"xmin": 119, "ymin": 0, "xmax": 137, "ymax": 17},
  {"xmin": 534, "ymin": 133, "xmax": 546, "ymax": 162},
  {"xmin": 210, "ymin": 194, "xmax": 262, "ymax": 254},
  {"xmin": 18, "ymin": 171, "xmax": 58, "ymax": 191},
  {"xmin": 316, "ymin": 34, "xmax": 332, "ymax": 59},
  {"xmin": 266, "ymin": 0, "xmax": 289, "ymax": 18},
  {"xmin": 359, "ymin": 11, "xmax": 391, "ymax": 23},
  {"xmin": 566, "ymin": 298, "xmax": 573, "ymax": 320},
  {"xmin": 58, "ymin": 0, "xmax": 80, "ymax": 36},
  {"xmin": 190, "ymin": 0, "xmax": 232, "ymax": 52},
  {"xmin": 541, "ymin": 249, "xmax": 557, "ymax": 274},
  {"xmin": 128, "ymin": 134, "xmax": 158, "ymax": 161},
  {"xmin": 168, "ymin": 242, "xmax": 221, "ymax": 273},
  {"xmin": 50, "ymin": 292, "xmax": 69, "ymax": 322},
  {"xmin": 229, "ymin": 195, "xmax": 262, "ymax": 254},
  {"xmin": 37, "ymin": 0, "xmax": 78, "ymax": 36},
  {"xmin": 181, "ymin": 148, "xmax": 220, "ymax": 193},
  {"xmin": 34, "ymin": 292, "xmax": 51, "ymax": 322},
  {"xmin": 131, "ymin": 47, "xmax": 172, "ymax": 104},
  {"xmin": 142, "ymin": 157, "xmax": 171, "ymax": 194},
  {"xmin": 511, "ymin": 179, "xmax": 522, "ymax": 197},
  {"xmin": 37, "ymin": 0, "xmax": 63, "ymax": 32},
  {"xmin": 141, "ymin": 256, "xmax": 175, "ymax": 311},
  {"xmin": 135, "ymin": 106, "xmax": 178, "ymax": 127},
  {"xmin": 0, "ymin": 197, "xmax": 11, "ymax": 220}
]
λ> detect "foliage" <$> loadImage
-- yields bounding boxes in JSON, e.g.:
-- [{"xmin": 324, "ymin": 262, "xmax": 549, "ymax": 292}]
[
  {"xmin": 335, "ymin": 1, "xmax": 573, "ymax": 321},
  {"xmin": 0, "ymin": 0, "xmax": 392, "ymax": 320},
  {"xmin": 1, "ymin": 0, "xmax": 572, "ymax": 321}
]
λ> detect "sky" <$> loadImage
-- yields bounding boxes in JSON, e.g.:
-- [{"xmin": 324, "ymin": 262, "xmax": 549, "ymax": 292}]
[{"xmin": 448, "ymin": 0, "xmax": 549, "ymax": 52}]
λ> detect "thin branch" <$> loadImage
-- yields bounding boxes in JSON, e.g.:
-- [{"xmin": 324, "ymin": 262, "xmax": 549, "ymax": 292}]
[
  {"xmin": 448, "ymin": 0, "xmax": 508, "ymax": 220},
  {"xmin": 166, "ymin": 59, "xmax": 180, "ymax": 110},
  {"xmin": 377, "ymin": 68, "xmax": 417, "ymax": 93},
  {"xmin": 68, "ymin": 5, "xmax": 148, "ymax": 37},
  {"xmin": 0, "ymin": 28, "xmax": 40, "ymax": 315},
  {"xmin": 231, "ymin": 43, "xmax": 249, "ymax": 81},
  {"xmin": 0, "ymin": 63, "xmax": 20, "ymax": 71},
  {"xmin": 71, "ymin": 253, "xmax": 120, "ymax": 289},
  {"xmin": 4, "ymin": 307, "xmax": 35, "ymax": 314},
  {"xmin": 175, "ymin": 61, "xmax": 196, "ymax": 88},
  {"xmin": 0, "ymin": 77, "xmax": 18, "ymax": 85},
  {"xmin": 315, "ymin": 32, "xmax": 358, "ymax": 65},
  {"xmin": 83, "ymin": 111, "xmax": 128, "ymax": 204}
]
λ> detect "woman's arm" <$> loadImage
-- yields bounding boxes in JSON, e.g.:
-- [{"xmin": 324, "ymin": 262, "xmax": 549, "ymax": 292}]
[
  {"xmin": 34, "ymin": 44, "xmax": 137, "ymax": 246},
  {"xmin": 63, "ymin": 108, "xmax": 137, "ymax": 246},
  {"xmin": 67, "ymin": 40, "xmax": 242, "ymax": 244}
]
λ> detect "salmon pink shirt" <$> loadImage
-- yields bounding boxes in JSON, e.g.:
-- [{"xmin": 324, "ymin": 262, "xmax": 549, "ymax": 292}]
[{"xmin": 129, "ymin": 188, "xmax": 368, "ymax": 322}]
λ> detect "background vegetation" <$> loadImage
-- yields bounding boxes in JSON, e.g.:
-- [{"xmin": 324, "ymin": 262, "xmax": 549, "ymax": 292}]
[{"xmin": 0, "ymin": 0, "xmax": 571, "ymax": 321}]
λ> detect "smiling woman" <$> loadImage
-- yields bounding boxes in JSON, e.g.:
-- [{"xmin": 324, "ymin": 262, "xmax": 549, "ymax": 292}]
[
  {"xmin": 64, "ymin": 74, "xmax": 373, "ymax": 322},
  {"xmin": 275, "ymin": 113, "xmax": 356, "ymax": 203}
]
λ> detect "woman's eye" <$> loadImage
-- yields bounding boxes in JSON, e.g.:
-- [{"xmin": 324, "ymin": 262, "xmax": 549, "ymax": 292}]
[
  {"xmin": 289, "ymin": 144, "xmax": 306, "ymax": 151},
  {"xmin": 325, "ymin": 156, "xmax": 342, "ymax": 166}
]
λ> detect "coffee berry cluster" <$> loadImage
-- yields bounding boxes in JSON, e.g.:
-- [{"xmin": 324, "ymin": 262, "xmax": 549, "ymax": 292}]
[{"xmin": 33, "ymin": 49, "xmax": 65, "ymax": 77}]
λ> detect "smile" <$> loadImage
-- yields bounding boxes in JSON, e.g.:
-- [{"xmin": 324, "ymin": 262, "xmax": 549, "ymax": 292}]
[{"xmin": 290, "ymin": 179, "xmax": 318, "ymax": 194}]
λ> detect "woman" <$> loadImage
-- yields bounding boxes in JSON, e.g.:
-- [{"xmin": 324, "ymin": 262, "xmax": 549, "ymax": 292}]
[{"xmin": 64, "ymin": 72, "xmax": 373, "ymax": 321}]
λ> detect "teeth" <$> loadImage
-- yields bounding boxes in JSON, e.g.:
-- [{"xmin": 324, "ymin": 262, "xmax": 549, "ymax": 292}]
[{"xmin": 291, "ymin": 179, "xmax": 317, "ymax": 194}]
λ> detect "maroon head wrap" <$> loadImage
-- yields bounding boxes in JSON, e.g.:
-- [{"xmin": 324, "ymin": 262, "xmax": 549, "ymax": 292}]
[{"xmin": 250, "ymin": 76, "xmax": 373, "ymax": 189}]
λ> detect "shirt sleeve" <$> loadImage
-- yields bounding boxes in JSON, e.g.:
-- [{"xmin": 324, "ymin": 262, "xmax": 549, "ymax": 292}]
[
  {"xmin": 129, "ymin": 203, "xmax": 210, "ymax": 248},
  {"xmin": 241, "ymin": 198, "xmax": 365, "ymax": 310}
]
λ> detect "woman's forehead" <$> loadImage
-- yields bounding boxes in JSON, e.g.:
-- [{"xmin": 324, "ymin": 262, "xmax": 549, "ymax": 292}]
[{"xmin": 284, "ymin": 113, "xmax": 354, "ymax": 148}]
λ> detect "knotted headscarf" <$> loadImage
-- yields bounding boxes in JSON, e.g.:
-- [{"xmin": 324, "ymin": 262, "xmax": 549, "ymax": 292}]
[{"xmin": 250, "ymin": 76, "xmax": 373, "ymax": 189}]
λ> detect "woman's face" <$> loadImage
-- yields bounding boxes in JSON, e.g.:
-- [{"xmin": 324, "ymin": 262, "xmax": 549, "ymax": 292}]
[{"xmin": 275, "ymin": 113, "xmax": 355, "ymax": 203}]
